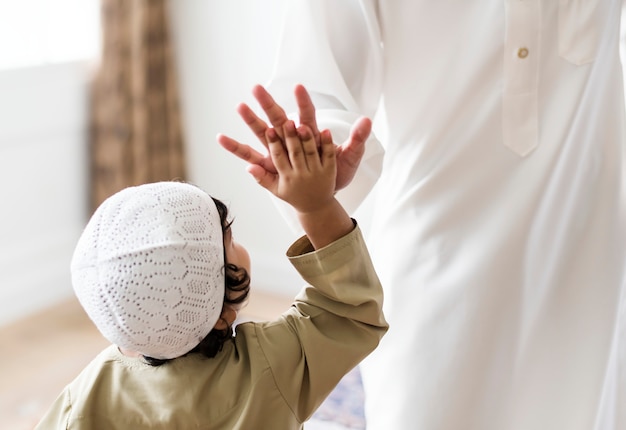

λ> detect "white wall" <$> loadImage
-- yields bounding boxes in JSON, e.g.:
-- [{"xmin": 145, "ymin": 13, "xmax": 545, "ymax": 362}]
[
  {"xmin": 0, "ymin": 62, "xmax": 91, "ymax": 326},
  {"xmin": 0, "ymin": 1, "xmax": 300, "ymax": 327},
  {"xmin": 169, "ymin": 0, "xmax": 303, "ymax": 297}
]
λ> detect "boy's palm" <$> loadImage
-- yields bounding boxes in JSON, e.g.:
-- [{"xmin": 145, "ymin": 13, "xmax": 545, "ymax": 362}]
[
  {"xmin": 217, "ymin": 84, "xmax": 371, "ymax": 192},
  {"xmin": 249, "ymin": 122, "xmax": 336, "ymax": 214}
]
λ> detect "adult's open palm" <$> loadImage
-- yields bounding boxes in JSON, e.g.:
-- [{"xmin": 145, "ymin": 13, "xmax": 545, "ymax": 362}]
[{"xmin": 217, "ymin": 84, "xmax": 371, "ymax": 192}]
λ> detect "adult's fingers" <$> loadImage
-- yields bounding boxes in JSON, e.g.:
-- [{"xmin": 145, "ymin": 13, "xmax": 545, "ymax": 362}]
[
  {"xmin": 334, "ymin": 116, "xmax": 372, "ymax": 190},
  {"xmin": 217, "ymin": 133, "xmax": 264, "ymax": 164},
  {"xmin": 252, "ymin": 85, "xmax": 289, "ymax": 138},
  {"xmin": 340, "ymin": 116, "xmax": 371, "ymax": 168},
  {"xmin": 349, "ymin": 116, "xmax": 372, "ymax": 147},
  {"xmin": 236, "ymin": 103, "xmax": 270, "ymax": 149},
  {"xmin": 294, "ymin": 84, "xmax": 320, "ymax": 141}
]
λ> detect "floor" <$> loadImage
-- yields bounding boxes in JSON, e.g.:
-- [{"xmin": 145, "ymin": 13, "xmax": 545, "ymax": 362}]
[{"xmin": 0, "ymin": 290, "xmax": 293, "ymax": 429}]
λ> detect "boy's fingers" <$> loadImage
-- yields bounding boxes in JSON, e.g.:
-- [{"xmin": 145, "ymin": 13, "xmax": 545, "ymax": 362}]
[
  {"xmin": 298, "ymin": 125, "xmax": 321, "ymax": 170},
  {"xmin": 246, "ymin": 164, "xmax": 277, "ymax": 192},
  {"xmin": 283, "ymin": 121, "xmax": 307, "ymax": 171},
  {"xmin": 320, "ymin": 129, "xmax": 337, "ymax": 169},
  {"xmin": 266, "ymin": 128, "xmax": 291, "ymax": 173}
]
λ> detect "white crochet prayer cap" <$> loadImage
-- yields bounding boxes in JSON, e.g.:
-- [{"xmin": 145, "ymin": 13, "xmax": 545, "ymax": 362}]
[{"xmin": 71, "ymin": 182, "xmax": 225, "ymax": 360}]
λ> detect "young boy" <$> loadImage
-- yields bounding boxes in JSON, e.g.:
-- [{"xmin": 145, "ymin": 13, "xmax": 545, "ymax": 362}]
[{"xmin": 35, "ymin": 120, "xmax": 388, "ymax": 429}]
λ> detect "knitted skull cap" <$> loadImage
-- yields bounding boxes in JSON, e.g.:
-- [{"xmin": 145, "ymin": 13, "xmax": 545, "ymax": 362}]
[{"xmin": 71, "ymin": 181, "xmax": 225, "ymax": 360}]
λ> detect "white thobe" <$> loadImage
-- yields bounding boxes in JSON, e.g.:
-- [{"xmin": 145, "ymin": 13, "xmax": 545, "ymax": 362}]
[{"xmin": 268, "ymin": 1, "xmax": 626, "ymax": 429}]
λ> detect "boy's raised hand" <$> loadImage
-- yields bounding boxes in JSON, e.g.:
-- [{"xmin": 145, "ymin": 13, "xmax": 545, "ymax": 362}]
[
  {"xmin": 248, "ymin": 121, "xmax": 335, "ymax": 215},
  {"xmin": 243, "ymin": 121, "xmax": 354, "ymax": 249},
  {"xmin": 217, "ymin": 84, "xmax": 372, "ymax": 192}
]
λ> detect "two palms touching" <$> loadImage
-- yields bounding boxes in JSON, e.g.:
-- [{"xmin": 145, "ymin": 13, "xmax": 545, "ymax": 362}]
[{"xmin": 217, "ymin": 84, "xmax": 372, "ymax": 195}]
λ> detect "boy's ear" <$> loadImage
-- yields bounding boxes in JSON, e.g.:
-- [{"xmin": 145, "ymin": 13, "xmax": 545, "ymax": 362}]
[
  {"xmin": 213, "ymin": 307, "xmax": 237, "ymax": 330},
  {"xmin": 213, "ymin": 316, "xmax": 229, "ymax": 331}
]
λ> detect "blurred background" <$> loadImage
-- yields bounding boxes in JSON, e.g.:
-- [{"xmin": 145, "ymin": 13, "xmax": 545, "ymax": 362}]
[{"xmin": 0, "ymin": 0, "xmax": 304, "ymax": 328}]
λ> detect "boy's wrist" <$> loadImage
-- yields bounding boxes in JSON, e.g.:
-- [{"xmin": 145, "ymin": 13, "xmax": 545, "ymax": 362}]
[{"xmin": 296, "ymin": 198, "xmax": 353, "ymax": 250}]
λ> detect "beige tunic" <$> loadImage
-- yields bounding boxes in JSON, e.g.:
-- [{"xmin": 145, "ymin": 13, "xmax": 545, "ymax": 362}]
[{"xmin": 35, "ymin": 225, "xmax": 387, "ymax": 429}]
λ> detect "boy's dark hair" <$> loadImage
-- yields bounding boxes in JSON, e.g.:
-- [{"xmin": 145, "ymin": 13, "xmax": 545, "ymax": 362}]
[{"xmin": 143, "ymin": 197, "xmax": 251, "ymax": 366}]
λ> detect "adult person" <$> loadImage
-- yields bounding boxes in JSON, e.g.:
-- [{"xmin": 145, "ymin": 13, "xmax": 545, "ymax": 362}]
[{"xmin": 220, "ymin": 2, "xmax": 626, "ymax": 429}]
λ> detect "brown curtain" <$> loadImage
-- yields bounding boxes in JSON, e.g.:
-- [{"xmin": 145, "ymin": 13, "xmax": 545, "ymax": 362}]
[{"xmin": 90, "ymin": 0, "xmax": 186, "ymax": 211}]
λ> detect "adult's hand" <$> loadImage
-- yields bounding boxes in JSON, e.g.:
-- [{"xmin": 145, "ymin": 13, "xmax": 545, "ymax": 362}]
[{"xmin": 217, "ymin": 84, "xmax": 372, "ymax": 191}]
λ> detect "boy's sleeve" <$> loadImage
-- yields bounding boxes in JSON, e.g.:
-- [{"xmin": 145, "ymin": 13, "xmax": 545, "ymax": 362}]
[
  {"xmin": 254, "ymin": 224, "xmax": 388, "ymax": 422},
  {"xmin": 35, "ymin": 389, "xmax": 72, "ymax": 429}
]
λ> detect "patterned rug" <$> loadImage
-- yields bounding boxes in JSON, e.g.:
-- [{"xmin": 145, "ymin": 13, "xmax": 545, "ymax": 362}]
[{"xmin": 310, "ymin": 366, "xmax": 365, "ymax": 429}]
